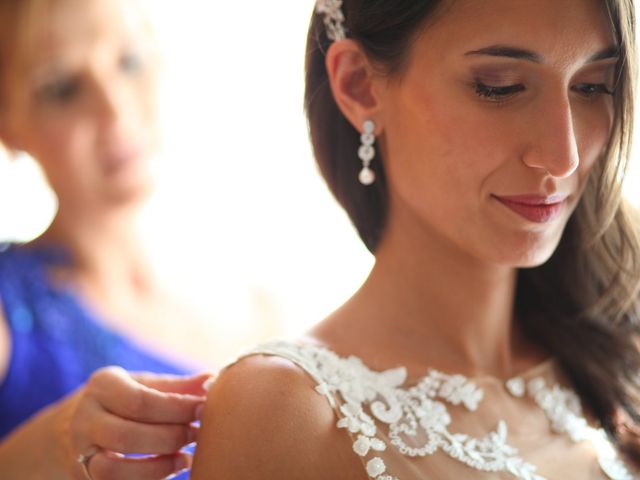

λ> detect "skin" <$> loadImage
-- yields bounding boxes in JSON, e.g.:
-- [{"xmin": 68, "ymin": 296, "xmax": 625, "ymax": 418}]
[
  {"xmin": 0, "ymin": 0, "xmax": 214, "ymax": 478},
  {"xmin": 192, "ymin": 0, "xmax": 617, "ymax": 478},
  {"xmin": 0, "ymin": 0, "xmax": 163, "ymax": 368},
  {"xmin": 1, "ymin": 0, "xmax": 160, "ymax": 211},
  {"xmin": 0, "ymin": 369, "xmax": 210, "ymax": 480}
]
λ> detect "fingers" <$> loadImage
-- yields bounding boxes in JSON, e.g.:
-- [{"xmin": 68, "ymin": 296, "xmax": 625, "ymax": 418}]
[
  {"xmin": 132, "ymin": 371, "xmax": 216, "ymax": 397},
  {"xmin": 91, "ymin": 414, "xmax": 198, "ymax": 455},
  {"xmin": 88, "ymin": 451, "xmax": 192, "ymax": 480},
  {"xmin": 67, "ymin": 367, "xmax": 213, "ymax": 478},
  {"xmin": 87, "ymin": 367, "xmax": 206, "ymax": 424}
]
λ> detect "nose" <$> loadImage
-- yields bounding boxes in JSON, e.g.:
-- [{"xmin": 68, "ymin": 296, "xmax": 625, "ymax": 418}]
[
  {"xmin": 90, "ymin": 75, "xmax": 130, "ymax": 130},
  {"xmin": 521, "ymin": 94, "xmax": 580, "ymax": 179}
]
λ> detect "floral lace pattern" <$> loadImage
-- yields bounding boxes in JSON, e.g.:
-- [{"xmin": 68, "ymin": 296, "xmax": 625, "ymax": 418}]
[
  {"xmin": 242, "ymin": 341, "xmax": 634, "ymax": 480},
  {"xmin": 526, "ymin": 378, "xmax": 633, "ymax": 480}
]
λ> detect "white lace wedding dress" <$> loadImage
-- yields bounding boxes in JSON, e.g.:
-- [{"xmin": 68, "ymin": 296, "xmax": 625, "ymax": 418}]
[{"xmin": 238, "ymin": 340, "xmax": 637, "ymax": 480}]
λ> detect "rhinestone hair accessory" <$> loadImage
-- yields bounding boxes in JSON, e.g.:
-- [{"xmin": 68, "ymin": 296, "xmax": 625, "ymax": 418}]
[{"xmin": 315, "ymin": 0, "xmax": 347, "ymax": 41}]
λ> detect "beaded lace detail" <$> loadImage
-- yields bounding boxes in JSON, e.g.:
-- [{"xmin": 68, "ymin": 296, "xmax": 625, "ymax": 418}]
[{"xmin": 242, "ymin": 341, "xmax": 634, "ymax": 480}]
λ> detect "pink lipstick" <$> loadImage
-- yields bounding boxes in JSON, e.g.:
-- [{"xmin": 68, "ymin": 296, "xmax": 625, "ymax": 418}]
[
  {"xmin": 101, "ymin": 145, "xmax": 144, "ymax": 175},
  {"xmin": 493, "ymin": 194, "xmax": 568, "ymax": 224}
]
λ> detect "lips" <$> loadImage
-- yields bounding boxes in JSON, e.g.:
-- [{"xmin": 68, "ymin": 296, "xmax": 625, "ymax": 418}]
[
  {"xmin": 101, "ymin": 145, "xmax": 145, "ymax": 175},
  {"xmin": 493, "ymin": 194, "xmax": 569, "ymax": 224}
]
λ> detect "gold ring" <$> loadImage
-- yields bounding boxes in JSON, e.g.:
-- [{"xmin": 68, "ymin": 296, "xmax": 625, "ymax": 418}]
[{"xmin": 76, "ymin": 451, "xmax": 98, "ymax": 480}]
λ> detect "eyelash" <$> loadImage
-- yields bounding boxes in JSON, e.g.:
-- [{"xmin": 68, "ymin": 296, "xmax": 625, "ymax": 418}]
[
  {"xmin": 474, "ymin": 82, "xmax": 524, "ymax": 101},
  {"xmin": 473, "ymin": 81, "xmax": 615, "ymax": 103},
  {"xmin": 571, "ymin": 83, "xmax": 614, "ymax": 97}
]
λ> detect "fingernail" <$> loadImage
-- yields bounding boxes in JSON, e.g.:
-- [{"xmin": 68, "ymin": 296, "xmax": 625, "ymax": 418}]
[{"xmin": 202, "ymin": 375, "xmax": 216, "ymax": 391}]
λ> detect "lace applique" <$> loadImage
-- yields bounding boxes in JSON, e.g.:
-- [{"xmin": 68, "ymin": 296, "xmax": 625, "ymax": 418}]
[
  {"xmin": 242, "ymin": 341, "xmax": 633, "ymax": 480},
  {"xmin": 525, "ymin": 377, "xmax": 634, "ymax": 480}
]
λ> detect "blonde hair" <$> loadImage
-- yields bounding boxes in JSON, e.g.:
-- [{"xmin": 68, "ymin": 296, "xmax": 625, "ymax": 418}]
[
  {"xmin": 0, "ymin": 0, "xmax": 55, "ymax": 107},
  {"xmin": 0, "ymin": 0, "xmax": 158, "ymax": 154}
]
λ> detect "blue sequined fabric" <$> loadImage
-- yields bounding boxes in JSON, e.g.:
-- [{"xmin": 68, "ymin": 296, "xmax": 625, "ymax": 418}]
[{"xmin": 0, "ymin": 243, "xmax": 194, "ymax": 478}]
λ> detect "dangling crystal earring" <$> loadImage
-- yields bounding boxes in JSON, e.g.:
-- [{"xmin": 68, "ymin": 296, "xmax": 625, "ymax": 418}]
[{"xmin": 358, "ymin": 120, "xmax": 376, "ymax": 186}]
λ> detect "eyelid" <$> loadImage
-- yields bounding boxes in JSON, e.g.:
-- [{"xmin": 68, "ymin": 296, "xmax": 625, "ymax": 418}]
[
  {"xmin": 471, "ymin": 68, "xmax": 523, "ymax": 84},
  {"xmin": 473, "ymin": 81, "xmax": 525, "ymax": 103},
  {"xmin": 571, "ymin": 83, "xmax": 615, "ymax": 97}
]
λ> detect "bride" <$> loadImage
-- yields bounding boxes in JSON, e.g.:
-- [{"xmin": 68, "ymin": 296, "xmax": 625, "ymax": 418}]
[{"xmin": 192, "ymin": 0, "xmax": 640, "ymax": 478}]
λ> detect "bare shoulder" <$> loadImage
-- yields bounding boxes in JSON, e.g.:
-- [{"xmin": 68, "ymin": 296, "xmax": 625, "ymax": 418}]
[{"xmin": 191, "ymin": 354, "xmax": 365, "ymax": 480}]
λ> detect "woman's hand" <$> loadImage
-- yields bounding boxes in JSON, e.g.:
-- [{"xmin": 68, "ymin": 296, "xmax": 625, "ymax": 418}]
[{"xmin": 0, "ymin": 367, "xmax": 214, "ymax": 480}]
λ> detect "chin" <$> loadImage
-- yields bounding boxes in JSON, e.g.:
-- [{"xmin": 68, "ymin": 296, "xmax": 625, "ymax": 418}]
[
  {"xmin": 486, "ymin": 227, "xmax": 566, "ymax": 269},
  {"xmin": 104, "ymin": 175, "xmax": 156, "ymax": 206},
  {"xmin": 512, "ymin": 249, "xmax": 558, "ymax": 269}
]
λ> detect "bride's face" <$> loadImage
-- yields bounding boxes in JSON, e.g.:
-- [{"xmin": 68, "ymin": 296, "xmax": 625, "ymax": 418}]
[{"xmin": 377, "ymin": 0, "xmax": 616, "ymax": 267}]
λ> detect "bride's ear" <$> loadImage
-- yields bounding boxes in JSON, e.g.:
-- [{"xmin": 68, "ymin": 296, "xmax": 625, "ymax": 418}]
[{"xmin": 325, "ymin": 39, "xmax": 383, "ymax": 131}]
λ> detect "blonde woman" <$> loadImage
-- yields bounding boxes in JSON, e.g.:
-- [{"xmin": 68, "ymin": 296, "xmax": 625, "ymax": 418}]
[
  {"xmin": 0, "ymin": 0, "xmax": 212, "ymax": 478},
  {"xmin": 193, "ymin": 0, "xmax": 640, "ymax": 479}
]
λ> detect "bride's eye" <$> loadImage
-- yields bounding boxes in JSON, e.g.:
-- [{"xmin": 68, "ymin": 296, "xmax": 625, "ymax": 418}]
[
  {"xmin": 571, "ymin": 83, "xmax": 614, "ymax": 98},
  {"xmin": 474, "ymin": 82, "xmax": 525, "ymax": 102}
]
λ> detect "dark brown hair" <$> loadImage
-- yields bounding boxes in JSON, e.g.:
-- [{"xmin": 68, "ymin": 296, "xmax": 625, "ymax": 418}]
[{"xmin": 305, "ymin": 0, "xmax": 640, "ymax": 455}]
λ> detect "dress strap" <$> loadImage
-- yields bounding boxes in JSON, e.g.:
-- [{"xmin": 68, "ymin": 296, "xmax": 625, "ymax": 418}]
[{"xmin": 237, "ymin": 340, "xmax": 340, "ymax": 409}]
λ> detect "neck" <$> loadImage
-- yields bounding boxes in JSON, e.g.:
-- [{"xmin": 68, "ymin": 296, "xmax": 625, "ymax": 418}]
[
  {"xmin": 34, "ymin": 202, "xmax": 156, "ymax": 299},
  {"xmin": 335, "ymin": 206, "xmax": 542, "ymax": 379}
]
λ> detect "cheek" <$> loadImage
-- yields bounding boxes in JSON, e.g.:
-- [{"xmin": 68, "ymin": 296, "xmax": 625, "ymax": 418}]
[
  {"xmin": 34, "ymin": 118, "xmax": 89, "ymax": 163},
  {"xmin": 381, "ymin": 83, "xmax": 507, "ymax": 214},
  {"xmin": 25, "ymin": 115, "xmax": 96, "ymax": 187},
  {"xmin": 129, "ymin": 75, "xmax": 159, "ymax": 137},
  {"xmin": 106, "ymin": 81, "xmax": 161, "ymax": 158},
  {"xmin": 574, "ymin": 101, "xmax": 614, "ymax": 182}
]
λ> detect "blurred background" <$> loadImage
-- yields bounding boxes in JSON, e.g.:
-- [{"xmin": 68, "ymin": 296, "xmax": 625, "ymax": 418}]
[{"xmin": 0, "ymin": 0, "xmax": 637, "ymax": 367}]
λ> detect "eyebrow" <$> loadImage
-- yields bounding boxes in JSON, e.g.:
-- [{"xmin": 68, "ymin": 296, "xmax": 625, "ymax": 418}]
[{"xmin": 464, "ymin": 45, "xmax": 620, "ymax": 64}]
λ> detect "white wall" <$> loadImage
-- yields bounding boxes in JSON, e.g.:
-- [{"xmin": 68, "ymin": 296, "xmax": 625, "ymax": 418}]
[
  {"xmin": 0, "ymin": 1, "xmax": 374, "ymax": 365},
  {"xmin": 0, "ymin": 1, "xmax": 638, "ymax": 365}
]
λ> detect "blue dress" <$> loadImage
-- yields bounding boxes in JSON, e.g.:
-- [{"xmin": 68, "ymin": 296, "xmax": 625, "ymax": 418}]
[{"xmin": 0, "ymin": 244, "xmax": 195, "ymax": 477}]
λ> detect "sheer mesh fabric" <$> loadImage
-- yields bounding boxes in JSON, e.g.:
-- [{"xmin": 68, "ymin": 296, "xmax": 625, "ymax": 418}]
[{"xmin": 239, "ymin": 341, "xmax": 636, "ymax": 480}]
